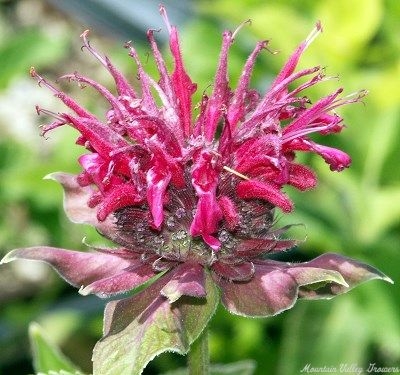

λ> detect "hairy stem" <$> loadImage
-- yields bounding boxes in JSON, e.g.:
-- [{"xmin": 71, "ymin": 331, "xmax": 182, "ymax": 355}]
[{"xmin": 188, "ymin": 328, "xmax": 209, "ymax": 375}]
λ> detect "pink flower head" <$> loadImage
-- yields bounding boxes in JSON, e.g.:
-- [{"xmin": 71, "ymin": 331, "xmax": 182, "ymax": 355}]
[{"xmin": 3, "ymin": 7, "xmax": 390, "ymax": 323}]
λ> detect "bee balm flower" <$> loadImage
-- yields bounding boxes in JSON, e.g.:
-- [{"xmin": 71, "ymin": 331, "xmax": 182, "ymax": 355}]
[{"xmin": 2, "ymin": 5, "xmax": 391, "ymax": 335}]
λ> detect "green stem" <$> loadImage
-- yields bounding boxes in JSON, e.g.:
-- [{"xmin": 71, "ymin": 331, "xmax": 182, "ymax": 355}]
[{"xmin": 188, "ymin": 328, "xmax": 209, "ymax": 375}]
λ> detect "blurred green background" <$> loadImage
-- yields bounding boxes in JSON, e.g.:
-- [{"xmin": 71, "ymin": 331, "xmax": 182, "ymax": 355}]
[{"xmin": 0, "ymin": 0, "xmax": 399, "ymax": 374}]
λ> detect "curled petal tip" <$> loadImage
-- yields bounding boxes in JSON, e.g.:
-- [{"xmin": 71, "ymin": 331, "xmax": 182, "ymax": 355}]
[
  {"xmin": 337, "ymin": 276, "xmax": 349, "ymax": 288},
  {"xmin": 159, "ymin": 4, "xmax": 172, "ymax": 34},
  {"xmin": 383, "ymin": 275, "xmax": 394, "ymax": 284},
  {"xmin": 43, "ymin": 172, "xmax": 70, "ymax": 183},
  {"xmin": 305, "ymin": 21, "xmax": 323, "ymax": 48},
  {"xmin": 341, "ymin": 89, "xmax": 368, "ymax": 103},
  {"xmin": 231, "ymin": 19, "xmax": 252, "ymax": 41},
  {"xmin": 43, "ymin": 173, "xmax": 55, "ymax": 180},
  {"xmin": 80, "ymin": 29, "xmax": 90, "ymax": 39},
  {"xmin": 78, "ymin": 285, "xmax": 91, "ymax": 296},
  {"xmin": 203, "ymin": 235, "xmax": 221, "ymax": 251},
  {"xmin": 0, "ymin": 252, "xmax": 15, "ymax": 265}
]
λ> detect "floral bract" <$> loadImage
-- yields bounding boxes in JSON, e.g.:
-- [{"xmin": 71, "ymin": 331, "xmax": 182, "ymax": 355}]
[{"xmin": 1, "ymin": 6, "xmax": 392, "ymax": 375}]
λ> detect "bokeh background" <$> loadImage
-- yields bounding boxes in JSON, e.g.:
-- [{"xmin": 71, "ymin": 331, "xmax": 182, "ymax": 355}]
[{"xmin": 0, "ymin": 0, "xmax": 399, "ymax": 374}]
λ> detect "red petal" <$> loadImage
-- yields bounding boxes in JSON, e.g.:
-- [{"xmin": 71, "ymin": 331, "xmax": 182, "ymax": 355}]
[
  {"xmin": 169, "ymin": 28, "xmax": 197, "ymax": 137},
  {"xmin": 288, "ymin": 163, "xmax": 317, "ymax": 190},
  {"xmin": 228, "ymin": 40, "xmax": 267, "ymax": 130},
  {"xmin": 203, "ymin": 31, "xmax": 232, "ymax": 141},
  {"xmin": 190, "ymin": 151, "xmax": 222, "ymax": 247},
  {"xmin": 237, "ymin": 180, "xmax": 293, "ymax": 213},
  {"xmin": 190, "ymin": 193, "xmax": 222, "ymax": 249},
  {"xmin": 271, "ymin": 22, "xmax": 322, "ymax": 88},
  {"xmin": 146, "ymin": 167, "xmax": 171, "ymax": 229},
  {"xmin": 97, "ymin": 183, "xmax": 143, "ymax": 221},
  {"xmin": 218, "ymin": 196, "xmax": 240, "ymax": 231}
]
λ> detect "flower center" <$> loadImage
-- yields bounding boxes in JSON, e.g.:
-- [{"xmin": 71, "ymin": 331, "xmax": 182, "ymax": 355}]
[{"xmin": 113, "ymin": 176, "xmax": 275, "ymax": 272}]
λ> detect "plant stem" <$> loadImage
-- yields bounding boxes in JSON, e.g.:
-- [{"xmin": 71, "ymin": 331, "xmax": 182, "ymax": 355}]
[{"xmin": 188, "ymin": 328, "xmax": 209, "ymax": 375}]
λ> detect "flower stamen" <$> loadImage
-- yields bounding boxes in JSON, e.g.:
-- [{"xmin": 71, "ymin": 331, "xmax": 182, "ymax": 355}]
[
  {"xmin": 231, "ymin": 19, "xmax": 252, "ymax": 41},
  {"xmin": 223, "ymin": 165, "xmax": 250, "ymax": 181},
  {"xmin": 305, "ymin": 21, "xmax": 323, "ymax": 49}
]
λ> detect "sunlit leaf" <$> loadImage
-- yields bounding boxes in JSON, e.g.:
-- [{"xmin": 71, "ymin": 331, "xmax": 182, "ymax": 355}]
[
  {"xmin": 0, "ymin": 28, "xmax": 68, "ymax": 88},
  {"xmin": 93, "ymin": 269, "xmax": 219, "ymax": 375},
  {"xmin": 29, "ymin": 322, "xmax": 84, "ymax": 375},
  {"xmin": 314, "ymin": 0, "xmax": 383, "ymax": 66},
  {"xmin": 160, "ymin": 359, "xmax": 256, "ymax": 375}
]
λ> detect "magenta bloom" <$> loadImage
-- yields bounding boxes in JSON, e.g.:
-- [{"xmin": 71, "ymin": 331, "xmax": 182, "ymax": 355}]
[{"xmin": 1, "ymin": 7, "xmax": 391, "ymax": 373}]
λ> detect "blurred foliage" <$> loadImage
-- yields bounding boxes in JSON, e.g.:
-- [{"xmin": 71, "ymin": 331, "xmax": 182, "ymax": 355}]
[
  {"xmin": 0, "ymin": 0, "xmax": 399, "ymax": 374},
  {"xmin": 29, "ymin": 322, "xmax": 84, "ymax": 375}
]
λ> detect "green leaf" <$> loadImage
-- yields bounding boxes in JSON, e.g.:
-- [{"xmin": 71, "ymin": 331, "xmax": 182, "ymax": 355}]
[
  {"xmin": 209, "ymin": 360, "xmax": 256, "ymax": 375},
  {"xmin": 0, "ymin": 28, "xmax": 68, "ymax": 88},
  {"xmin": 361, "ymin": 283, "xmax": 400, "ymax": 359},
  {"xmin": 160, "ymin": 360, "xmax": 256, "ymax": 375},
  {"xmin": 38, "ymin": 371, "xmax": 84, "ymax": 375},
  {"xmin": 200, "ymin": 0, "xmax": 307, "ymax": 43},
  {"xmin": 93, "ymin": 269, "xmax": 219, "ymax": 375},
  {"xmin": 314, "ymin": 0, "xmax": 383, "ymax": 67},
  {"xmin": 276, "ymin": 297, "xmax": 367, "ymax": 374},
  {"xmin": 29, "ymin": 322, "xmax": 84, "ymax": 375}
]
